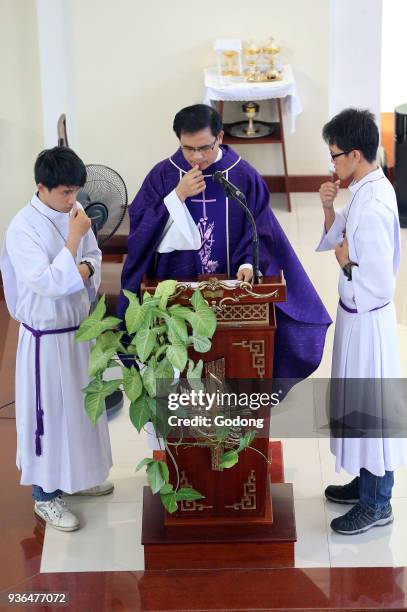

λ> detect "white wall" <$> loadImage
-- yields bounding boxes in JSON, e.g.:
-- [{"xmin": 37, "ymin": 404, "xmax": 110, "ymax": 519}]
[
  {"xmin": 2, "ymin": 0, "xmax": 387, "ymax": 240},
  {"xmin": 329, "ymin": 0, "xmax": 382, "ymax": 122},
  {"xmin": 36, "ymin": 0, "xmax": 78, "ymax": 148},
  {"xmin": 326, "ymin": 0, "xmax": 382, "ymax": 172},
  {"xmin": 67, "ymin": 0, "xmax": 330, "ymax": 197},
  {"xmin": 381, "ymin": 0, "xmax": 407, "ymax": 111},
  {"xmin": 0, "ymin": 1, "xmax": 43, "ymax": 240}
]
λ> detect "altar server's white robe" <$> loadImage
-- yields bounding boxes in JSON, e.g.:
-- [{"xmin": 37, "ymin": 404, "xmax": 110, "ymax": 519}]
[
  {"xmin": 316, "ymin": 168, "xmax": 405, "ymax": 476},
  {"xmin": 0, "ymin": 195, "xmax": 112, "ymax": 493}
]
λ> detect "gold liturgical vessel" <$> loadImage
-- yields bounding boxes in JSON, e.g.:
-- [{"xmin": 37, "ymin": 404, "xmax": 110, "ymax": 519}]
[
  {"xmin": 227, "ymin": 101, "xmax": 275, "ymax": 139},
  {"xmin": 262, "ymin": 37, "xmax": 282, "ymax": 81}
]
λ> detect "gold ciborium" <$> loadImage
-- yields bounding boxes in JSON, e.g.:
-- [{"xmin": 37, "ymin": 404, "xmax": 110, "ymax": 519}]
[
  {"xmin": 221, "ymin": 50, "xmax": 240, "ymax": 76},
  {"xmin": 262, "ymin": 37, "xmax": 282, "ymax": 80},
  {"xmin": 244, "ymin": 40, "xmax": 261, "ymax": 78},
  {"xmin": 242, "ymin": 101, "xmax": 260, "ymax": 136}
]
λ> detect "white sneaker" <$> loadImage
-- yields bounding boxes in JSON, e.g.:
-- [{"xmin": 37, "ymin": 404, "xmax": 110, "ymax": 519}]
[
  {"xmin": 67, "ymin": 480, "xmax": 114, "ymax": 497},
  {"xmin": 34, "ymin": 497, "xmax": 80, "ymax": 532}
]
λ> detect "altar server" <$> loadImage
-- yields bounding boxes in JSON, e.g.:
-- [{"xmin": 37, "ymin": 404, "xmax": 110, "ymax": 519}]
[
  {"xmin": 0, "ymin": 147, "xmax": 113, "ymax": 531},
  {"xmin": 317, "ymin": 108, "xmax": 404, "ymax": 534}
]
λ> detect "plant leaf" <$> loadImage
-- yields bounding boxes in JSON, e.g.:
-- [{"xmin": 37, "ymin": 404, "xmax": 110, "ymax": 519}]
[
  {"xmin": 143, "ymin": 365, "xmax": 156, "ymax": 398},
  {"xmin": 123, "ymin": 366, "xmax": 143, "ymax": 402},
  {"xmin": 75, "ymin": 316, "xmax": 122, "ymax": 342},
  {"xmin": 238, "ymin": 430, "xmax": 256, "ymax": 453},
  {"xmin": 155, "ymin": 356, "xmax": 174, "ymax": 381},
  {"xmin": 82, "ymin": 375, "xmax": 104, "ymax": 394},
  {"xmin": 167, "ymin": 316, "xmax": 188, "ymax": 344},
  {"xmin": 129, "ymin": 394, "xmax": 151, "ymax": 432},
  {"xmin": 154, "ymin": 279, "xmax": 178, "ymax": 309},
  {"xmin": 88, "ymin": 342, "xmax": 117, "ymax": 377},
  {"xmin": 186, "ymin": 359, "xmax": 204, "ymax": 393},
  {"xmin": 101, "ymin": 379, "xmax": 122, "ymax": 397},
  {"xmin": 146, "ymin": 461, "xmax": 166, "ymax": 494},
  {"xmin": 190, "ymin": 289, "xmax": 207, "ymax": 311},
  {"xmin": 123, "ymin": 291, "xmax": 144, "ymax": 334},
  {"xmin": 135, "ymin": 328, "xmax": 157, "ymax": 362},
  {"xmin": 175, "ymin": 487, "xmax": 204, "ymax": 501},
  {"xmin": 220, "ymin": 449, "xmax": 239, "ymax": 469},
  {"xmin": 158, "ymin": 460, "xmax": 169, "ymax": 483},
  {"xmin": 136, "ymin": 457, "xmax": 154, "ymax": 471},
  {"xmin": 192, "ymin": 334, "xmax": 211, "ymax": 353},
  {"xmin": 160, "ymin": 491, "xmax": 178, "ymax": 513},
  {"xmin": 189, "ymin": 309, "xmax": 216, "ymax": 338},
  {"xmin": 84, "ymin": 392, "xmax": 106, "ymax": 425},
  {"xmin": 167, "ymin": 342, "xmax": 188, "ymax": 372},
  {"xmin": 90, "ymin": 294, "xmax": 107, "ymax": 321},
  {"xmin": 159, "ymin": 483, "xmax": 173, "ymax": 495}
]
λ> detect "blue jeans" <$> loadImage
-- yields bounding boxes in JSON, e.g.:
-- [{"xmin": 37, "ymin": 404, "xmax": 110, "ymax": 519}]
[
  {"xmin": 32, "ymin": 485, "xmax": 62, "ymax": 502},
  {"xmin": 359, "ymin": 468, "xmax": 394, "ymax": 509}
]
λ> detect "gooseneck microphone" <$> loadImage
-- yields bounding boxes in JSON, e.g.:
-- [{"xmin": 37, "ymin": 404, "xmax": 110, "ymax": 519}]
[{"xmin": 212, "ymin": 171, "xmax": 260, "ymax": 284}]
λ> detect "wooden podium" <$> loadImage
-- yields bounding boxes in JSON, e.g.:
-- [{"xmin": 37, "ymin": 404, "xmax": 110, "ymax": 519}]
[{"xmin": 141, "ymin": 274, "xmax": 296, "ymax": 570}]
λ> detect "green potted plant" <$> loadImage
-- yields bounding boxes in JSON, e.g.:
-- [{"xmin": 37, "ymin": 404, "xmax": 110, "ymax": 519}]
[{"xmin": 75, "ymin": 279, "xmax": 262, "ymax": 513}]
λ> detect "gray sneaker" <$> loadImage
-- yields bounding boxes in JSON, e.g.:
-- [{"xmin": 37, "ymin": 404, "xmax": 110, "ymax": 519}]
[
  {"xmin": 330, "ymin": 502, "xmax": 393, "ymax": 535},
  {"xmin": 34, "ymin": 497, "xmax": 80, "ymax": 532}
]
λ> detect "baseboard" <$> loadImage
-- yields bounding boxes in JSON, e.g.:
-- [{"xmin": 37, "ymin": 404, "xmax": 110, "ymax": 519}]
[
  {"xmin": 265, "ymin": 169, "xmax": 394, "ymax": 193},
  {"xmin": 263, "ymin": 175, "xmax": 331, "ymax": 193}
]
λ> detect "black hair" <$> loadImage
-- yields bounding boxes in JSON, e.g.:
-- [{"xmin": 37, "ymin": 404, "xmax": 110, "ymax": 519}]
[
  {"xmin": 173, "ymin": 104, "xmax": 223, "ymax": 138},
  {"xmin": 34, "ymin": 146, "xmax": 87, "ymax": 190},
  {"xmin": 322, "ymin": 108, "xmax": 379, "ymax": 163}
]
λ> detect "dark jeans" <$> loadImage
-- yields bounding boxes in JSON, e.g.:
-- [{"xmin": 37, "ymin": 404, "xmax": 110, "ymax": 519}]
[
  {"xmin": 358, "ymin": 468, "xmax": 394, "ymax": 509},
  {"xmin": 32, "ymin": 485, "xmax": 62, "ymax": 502}
]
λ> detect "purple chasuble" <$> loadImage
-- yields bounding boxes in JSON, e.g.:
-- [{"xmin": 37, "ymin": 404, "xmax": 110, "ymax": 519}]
[{"xmin": 119, "ymin": 145, "xmax": 332, "ymax": 379}]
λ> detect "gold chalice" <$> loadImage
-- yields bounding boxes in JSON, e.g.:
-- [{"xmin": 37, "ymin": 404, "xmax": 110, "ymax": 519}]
[{"xmin": 242, "ymin": 101, "xmax": 260, "ymax": 136}]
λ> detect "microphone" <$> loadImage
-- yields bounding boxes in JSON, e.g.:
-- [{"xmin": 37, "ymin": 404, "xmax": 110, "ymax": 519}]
[
  {"xmin": 212, "ymin": 171, "xmax": 260, "ymax": 284},
  {"xmin": 213, "ymin": 171, "xmax": 245, "ymax": 202}
]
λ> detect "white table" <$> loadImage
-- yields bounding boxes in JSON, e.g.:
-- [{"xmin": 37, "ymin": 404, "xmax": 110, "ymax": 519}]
[{"xmin": 203, "ymin": 64, "xmax": 302, "ymax": 211}]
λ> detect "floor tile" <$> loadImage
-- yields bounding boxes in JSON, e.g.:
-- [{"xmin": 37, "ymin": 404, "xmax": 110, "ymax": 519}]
[
  {"xmin": 294, "ymin": 497, "xmax": 330, "ymax": 567},
  {"xmin": 280, "ymin": 438, "xmax": 323, "ymax": 499},
  {"xmin": 40, "ymin": 500, "xmax": 144, "ymax": 573},
  {"xmin": 326, "ymin": 498, "xmax": 407, "ymax": 567}
]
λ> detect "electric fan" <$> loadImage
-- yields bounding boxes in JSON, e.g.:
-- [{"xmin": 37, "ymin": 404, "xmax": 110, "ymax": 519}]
[{"xmin": 78, "ymin": 165, "xmax": 128, "ymax": 417}]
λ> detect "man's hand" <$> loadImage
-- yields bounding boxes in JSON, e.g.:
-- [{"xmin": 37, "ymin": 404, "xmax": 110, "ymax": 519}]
[
  {"xmin": 77, "ymin": 263, "xmax": 91, "ymax": 281},
  {"xmin": 66, "ymin": 206, "xmax": 91, "ymax": 258},
  {"xmin": 175, "ymin": 165, "xmax": 206, "ymax": 202},
  {"xmin": 319, "ymin": 180, "xmax": 340, "ymax": 209},
  {"xmin": 335, "ymin": 236, "xmax": 349, "ymax": 268},
  {"xmin": 69, "ymin": 207, "xmax": 91, "ymax": 238},
  {"xmin": 237, "ymin": 267, "xmax": 253, "ymax": 283}
]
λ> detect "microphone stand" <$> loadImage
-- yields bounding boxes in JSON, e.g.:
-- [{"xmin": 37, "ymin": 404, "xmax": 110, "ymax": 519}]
[{"xmin": 218, "ymin": 182, "xmax": 260, "ymax": 284}]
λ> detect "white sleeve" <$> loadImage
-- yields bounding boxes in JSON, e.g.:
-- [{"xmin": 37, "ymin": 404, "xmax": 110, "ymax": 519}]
[
  {"xmin": 6, "ymin": 226, "xmax": 84, "ymax": 298},
  {"xmin": 157, "ymin": 189, "xmax": 201, "ymax": 253},
  {"xmin": 80, "ymin": 228, "xmax": 102, "ymax": 303},
  {"xmin": 315, "ymin": 208, "xmax": 346, "ymax": 252},
  {"xmin": 351, "ymin": 207, "xmax": 396, "ymax": 313},
  {"xmin": 238, "ymin": 263, "xmax": 253, "ymax": 273}
]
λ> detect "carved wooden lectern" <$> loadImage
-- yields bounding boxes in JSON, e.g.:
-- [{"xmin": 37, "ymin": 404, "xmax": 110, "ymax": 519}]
[{"xmin": 141, "ymin": 274, "xmax": 296, "ymax": 570}]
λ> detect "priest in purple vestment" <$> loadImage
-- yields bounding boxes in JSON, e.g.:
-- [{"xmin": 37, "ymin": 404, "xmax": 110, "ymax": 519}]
[{"xmin": 118, "ymin": 104, "xmax": 331, "ymax": 379}]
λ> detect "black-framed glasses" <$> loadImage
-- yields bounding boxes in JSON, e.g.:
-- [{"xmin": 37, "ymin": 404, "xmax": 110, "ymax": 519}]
[
  {"xmin": 331, "ymin": 150, "xmax": 352, "ymax": 161},
  {"xmin": 180, "ymin": 138, "xmax": 218, "ymax": 154}
]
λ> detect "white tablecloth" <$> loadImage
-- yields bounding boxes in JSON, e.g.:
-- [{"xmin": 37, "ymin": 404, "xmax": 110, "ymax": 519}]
[{"xmin": 203, "ymin": 64, "xmax": 302, "ymax": 133}]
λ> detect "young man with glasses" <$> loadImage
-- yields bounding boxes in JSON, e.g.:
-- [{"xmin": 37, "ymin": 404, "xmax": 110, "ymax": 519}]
[
  {"xmin": 119, "ymin": 104, "xmax": 331, "ymax": 381},
  {"xmin": 317, "ymin": 108, "xmax": 404, "ymax": 534}
]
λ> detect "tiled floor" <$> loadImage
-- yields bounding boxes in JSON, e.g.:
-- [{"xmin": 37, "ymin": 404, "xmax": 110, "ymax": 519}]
[{"xmin": 38, "ymin": 191, "xmax": 407, "ymax": 575}]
